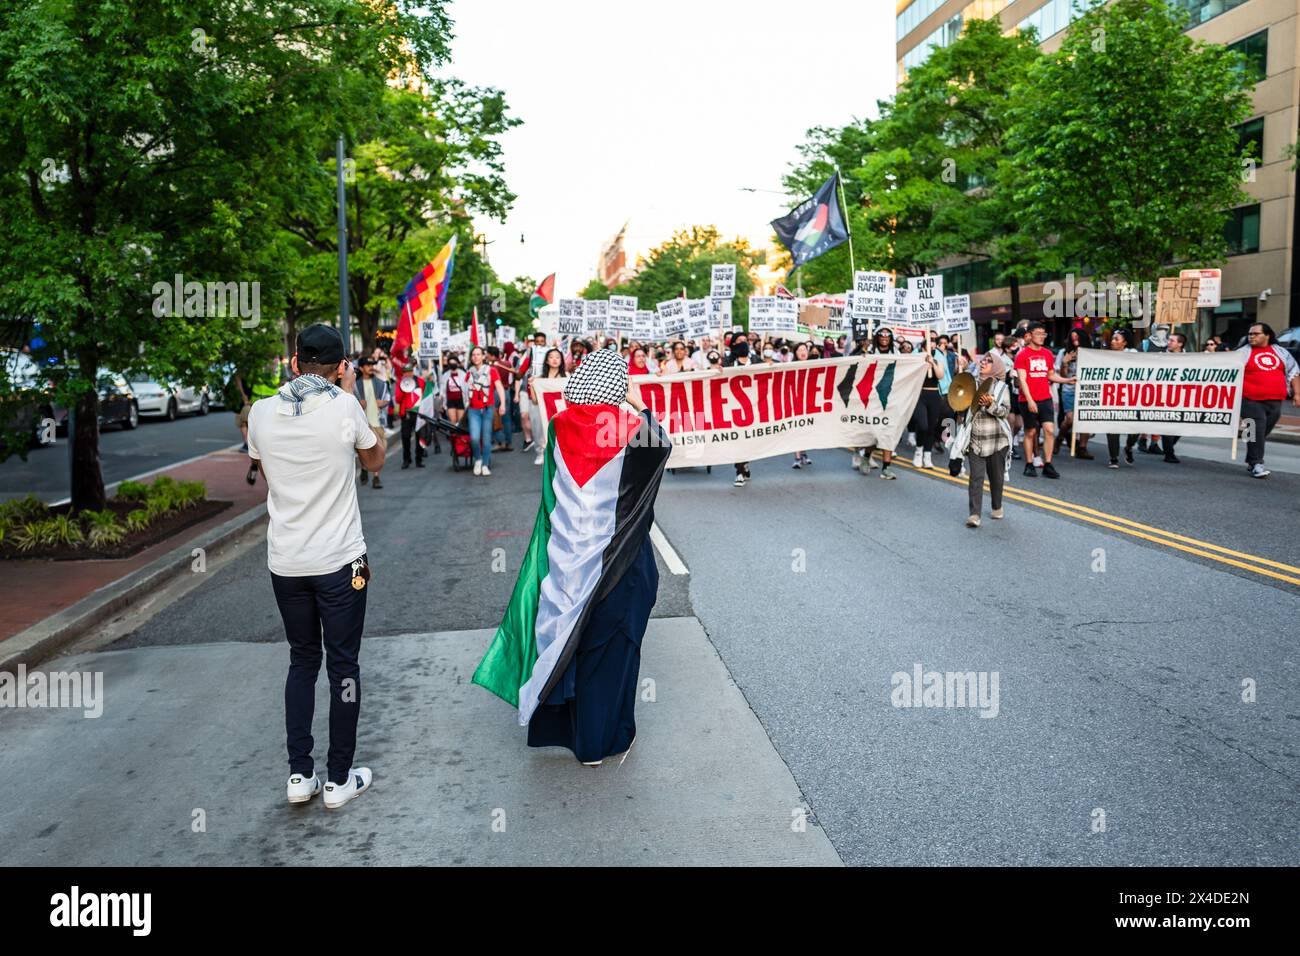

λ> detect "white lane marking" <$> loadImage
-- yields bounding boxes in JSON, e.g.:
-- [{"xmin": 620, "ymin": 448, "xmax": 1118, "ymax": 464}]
[{"xmin": 650, "ymin": 522, "xmax": 689, "ymax": 575}]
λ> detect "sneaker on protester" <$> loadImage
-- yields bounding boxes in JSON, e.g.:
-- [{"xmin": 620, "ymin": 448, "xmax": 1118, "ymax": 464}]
[
  {"xmin": 533, "ymin": 453, "xmax": 544, "ymax": 466},
  {"xmin": 286, "ymin": 772, "xmax": 320, "ymax": 805},
  {"xmin": 472, "ymin": 459, "xmax": 482, "ymax": 476},
  {"xmin": 733, "ymin": 473, "xmax": 747, "ymax": 486},
  {"xmin": 1032, "ymin": 456, "xmax": 1044, "ymax": 468},
  {"xmin": 481, "ymin": 465, "xmax": 491, "ymax": 477},
  {"xmin": 1250, "ymin": 463, "xmax": 1270, "ymax": 478},
  {"xmin": 851, "ymin": 451, "xmax": 863, "ymax": 471},
  {"xmin": 322, "ymin": 768, "xmax": 372, "ymax": 810},
  {"xmin": 879, "ymin": 464, "xmax": 896, "ymax": 480},
  {"xmin": 792, "ymin": 459, "xmax": 802, "ymax": 469},
  {"xmin": 923, "ymin": 451, "xmax": 934, "ymax": 469},
  {"xmin": 912, "ymin": 448, "xmax": 924, "ymax": 468}
]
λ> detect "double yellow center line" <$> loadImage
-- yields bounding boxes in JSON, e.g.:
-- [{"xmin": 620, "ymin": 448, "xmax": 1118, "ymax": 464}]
[{"xmin": 887, "ymin": 456, "xmax": 1300, "ymax": 588}]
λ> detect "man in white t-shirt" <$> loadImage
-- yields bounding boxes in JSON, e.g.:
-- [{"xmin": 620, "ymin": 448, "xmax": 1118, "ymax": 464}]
[{"xmin": 247, "ymin": 324, "xmax": 387, "ymax": 811}]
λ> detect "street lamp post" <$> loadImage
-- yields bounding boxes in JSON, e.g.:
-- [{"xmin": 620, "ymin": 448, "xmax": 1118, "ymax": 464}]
[{"xmin": 336, "ymin": 134, "xmax": 350, "ymax": 351}]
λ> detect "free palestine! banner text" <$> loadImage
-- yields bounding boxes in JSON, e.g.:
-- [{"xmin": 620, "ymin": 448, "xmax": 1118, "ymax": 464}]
[{"xmin": 533, "ymin": 356, "xmax": 927, "ymax": 468}]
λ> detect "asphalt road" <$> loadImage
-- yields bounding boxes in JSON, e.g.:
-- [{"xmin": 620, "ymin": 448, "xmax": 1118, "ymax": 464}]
[
  {"xmin": 652, "ymin": 446, "xmax": 1299, "ymax": 865},
  {"xmin": 0, "ymin": 407, "xmax": 242, "ymax": 503},
  {"xmin": 6, "ymin": 431, "xmax": 1298, "ymax": 865}
]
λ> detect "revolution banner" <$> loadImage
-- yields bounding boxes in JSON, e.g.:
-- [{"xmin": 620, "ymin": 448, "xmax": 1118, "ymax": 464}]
[
  {"xmin": 533, "ymin": 356, "xmax": 927, "ymax": 468},
  {"xmin": 1074, "ymin": 348, "xmax": 1247, "ymax": 438}
]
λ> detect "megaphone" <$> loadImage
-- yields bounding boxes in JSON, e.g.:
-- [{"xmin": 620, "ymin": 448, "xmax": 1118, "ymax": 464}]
[{"xmin": 947, "ymin": 372, "xmax": 977, "ymax": 412}]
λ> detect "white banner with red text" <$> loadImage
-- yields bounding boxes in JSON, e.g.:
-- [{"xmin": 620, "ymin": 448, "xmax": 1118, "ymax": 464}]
[
  {"xmin": 533, "ymin": 356, "xmax": 927, "ymax": 467},
  {"xmin": 1074, "ymin": 348, "xmax": 1247, "ymax": 438}
]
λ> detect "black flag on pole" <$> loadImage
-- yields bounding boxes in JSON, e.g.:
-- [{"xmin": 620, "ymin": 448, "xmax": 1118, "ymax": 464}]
[{"xmin": 771, "ymin": 172, "xmax": 850, "ymax": 270}]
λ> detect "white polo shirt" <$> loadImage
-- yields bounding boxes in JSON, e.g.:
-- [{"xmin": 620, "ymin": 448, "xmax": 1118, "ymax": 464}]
[{"xmin": 247, "ymin": 388, "xmax": 378, "ymax": 576}]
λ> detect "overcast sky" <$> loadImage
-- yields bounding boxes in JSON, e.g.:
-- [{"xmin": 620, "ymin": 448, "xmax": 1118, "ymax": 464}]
[{"xmin": 443, "ymin": 0, "xmax": 897, "ymax": 296}]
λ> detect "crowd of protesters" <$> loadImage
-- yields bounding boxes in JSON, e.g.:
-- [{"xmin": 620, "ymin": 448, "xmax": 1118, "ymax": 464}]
[{"xmin": 327, "ymin": 319, "xmax": 1298, "ymax": 509}]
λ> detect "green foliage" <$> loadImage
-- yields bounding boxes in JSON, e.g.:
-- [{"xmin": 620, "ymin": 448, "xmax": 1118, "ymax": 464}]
[
  {"xmin": 82, "ymin": 509, "xmax": 126, "ymax": 548},
  {"xmin": 1006, "ymin": 0, "xmax": 1255, "ymax": 282},
  {"xmin": 0, "ymin": 0, "xmax": 460, "ymax": 505},
  {"xmin": 0, "ymin": 494, "xmax": 50, "ymax": 524},
  {"xmin": 116, "ymin": 480, "xmax": 150, "ymax": 503},
  {"xmin": 125, "ymin": 509, "xmax": 151, "ymax": 533},
  {"xmin": 175, "ymin": 481, "xmax": 207, "ymax": 510},
  {"xmin": 12, "ymin": 521, "xmax": 49, "ymax": 552},
  {"xmin": 281, "ymin": 80, "xmax": 520, "ymax": 352},
  {"xmin": 579, "ymin": 279, "xmax": 610, "ymax": 301}
]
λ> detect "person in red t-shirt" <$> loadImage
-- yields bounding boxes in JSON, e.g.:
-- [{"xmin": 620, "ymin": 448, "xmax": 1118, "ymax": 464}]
[
  {"xmin": 1014, "ymin": 322, "xmax": 1076, "ymax": 478},
  {"xmin": 1240, "ymin": 322, "xmax": 1300, "ymax": 478},
  {"xmin": 465, "ymin": 345, "xmax": 506, "ymax": 476},
  {"xmin": 393, "ymin": 365, "xmax": 427, "ymax": 469}
]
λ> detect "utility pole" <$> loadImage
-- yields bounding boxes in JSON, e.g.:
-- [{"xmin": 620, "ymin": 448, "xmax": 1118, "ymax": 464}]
[{"xmin": 336, "ymin": 134, "xmax": 350, "ymax": 352}]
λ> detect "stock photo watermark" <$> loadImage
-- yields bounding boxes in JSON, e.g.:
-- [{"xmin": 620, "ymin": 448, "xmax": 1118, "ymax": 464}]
[
  {"xmin": 0, "ymin": 664, "xmax": 103, "ymax": 718},
  {"xmin": 152, "ymin": 273, "xmax": 260, "ymax": 328}
]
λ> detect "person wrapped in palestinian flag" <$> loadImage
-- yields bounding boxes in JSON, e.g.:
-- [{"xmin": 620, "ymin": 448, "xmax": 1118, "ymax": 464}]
[{"xmin": 472, "ymin": 346, "xmax": 671, "ymax": 766}]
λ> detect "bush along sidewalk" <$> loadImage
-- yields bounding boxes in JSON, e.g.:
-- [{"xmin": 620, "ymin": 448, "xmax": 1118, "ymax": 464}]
[{"xmin": 0, "ymin": 477, "xmax": 229, "ymax": 561}]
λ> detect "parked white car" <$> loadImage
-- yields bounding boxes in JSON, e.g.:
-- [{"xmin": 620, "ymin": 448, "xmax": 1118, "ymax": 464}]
[{"xmin": 129, "ymin": 379, "xmax": 210, "ymax": 420}]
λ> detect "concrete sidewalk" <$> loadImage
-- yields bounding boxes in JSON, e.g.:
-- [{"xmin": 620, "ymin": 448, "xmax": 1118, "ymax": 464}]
[{"xmin": 0, "ymin": 617, "xmax": 841, "ymax": 866}]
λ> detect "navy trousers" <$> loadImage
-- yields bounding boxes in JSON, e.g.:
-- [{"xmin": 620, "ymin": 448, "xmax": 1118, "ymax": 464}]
[
  {"xmin": 271, "ymin": 557, "xmax": 367, "ymax": 785},
  {"xmin": 528, "ymin": 535, "xmax": 658, "ymax": 763}
]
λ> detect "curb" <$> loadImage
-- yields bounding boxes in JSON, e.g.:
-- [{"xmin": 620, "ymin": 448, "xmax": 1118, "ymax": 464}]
[{"xmin": 0, "ymin": 427, "xmax": 402, "ymax": 671}]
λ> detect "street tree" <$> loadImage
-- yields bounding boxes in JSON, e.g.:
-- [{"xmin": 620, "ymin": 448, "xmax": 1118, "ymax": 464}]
[
  {"xmin": 1007, "ymin": 0, "xmax": 1255, "ymax": 289},
  {"xmin": 0, "ymin": 0, "xmax": 453, "ymax": 510}
]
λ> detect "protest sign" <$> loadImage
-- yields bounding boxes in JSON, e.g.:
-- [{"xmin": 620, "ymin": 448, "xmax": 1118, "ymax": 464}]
[
  {"xmin": 852, "ymin": 271, "xmax": 892, "ymax": 322},
  {"xmin": 1156, "ymin": 276, "xmax": 1200, "ymax": 326},
  {"xmin": 534, "ymin": 356, "xmax": 927, "ymax": 468},
  {"xmin": 686, "ymin": 298, "xmax": 711, "ymax": 338},
  {"xmin": 556, "ymin": 299, "xmax": 585, "ymax": 337},
  {"xmin": 710, "ymin": 264, "xmax": 736, "ymax": 300},
  {"xmin": 1180, "ymin": 268, "xmax": 1221, "ymax": 308},
  {"xmin": 418, "ymin": 319, "xmax": 442, "ymax": 360},
  {"xmin": 633, "ymin": 310, "xmax": 656, "ymax": 340},
  {"xmin": 710, "ymin": 297, "xmax": 732, "ymax": 334},
  {"xmin": 942, "ymin": 294, "xmax": 971, "ymax": 335},
  {"xmin": 909, "ymin": 275, "xmax": 943, "ymax": 326},
  {"xmin": 748, "ymin": 296, "xmax": 777, "ymax": 333},
  {"xmin": 887, "ymin": 288, "xmax": 910, "ymax": 328},
  {"xmin": 1074, "ymin": 348, "xmax": 1246, "ymax": 440},
  {"xmin": 657, "ymin": 298, "xmax": 689, "ymax": 338},
  {"xmin": 608, "ymin": 294, "xmax": 637, "ymax": 333},
  {"xmin": 585, "ymin": 298, "xmax": 609, "ymax": 333}
]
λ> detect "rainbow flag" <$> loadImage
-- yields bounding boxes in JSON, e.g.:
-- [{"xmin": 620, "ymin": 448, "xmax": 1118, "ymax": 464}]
[{"xmin": 394, "ymin": 235, "xmax": 457, "ymax": 357}]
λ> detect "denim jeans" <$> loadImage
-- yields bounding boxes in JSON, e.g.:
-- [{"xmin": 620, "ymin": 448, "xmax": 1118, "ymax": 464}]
[
  {"xmin": 271, "ymin": 557, "xmax": 367, "ymax": 785},
  {"xmin": 468, "ymin": 405, "xmax": 494, "ymax": 466},
  {"xmin": 493, "ymin": 391, "xmax": 514, "ymax": 447}
]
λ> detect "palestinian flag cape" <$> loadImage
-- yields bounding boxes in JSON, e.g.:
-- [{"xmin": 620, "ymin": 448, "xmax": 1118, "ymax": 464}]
[{"xmin": 472, "ymin": 403, "xmax": 671, "ymax": 725}]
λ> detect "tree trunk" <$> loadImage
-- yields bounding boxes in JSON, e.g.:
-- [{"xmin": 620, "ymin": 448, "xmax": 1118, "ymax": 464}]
[
  {"xmin": 1010, "ymin": 274, "xmax": 1022, "ymax": 328},
  {"xmin": 70, "ymin": 372, "xmax": 105, "ymax": 512}
]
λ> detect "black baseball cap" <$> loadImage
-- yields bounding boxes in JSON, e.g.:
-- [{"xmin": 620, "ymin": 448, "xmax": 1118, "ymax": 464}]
[{"xmin": 296, "ymin": 324, "xmax": 345, "ymax": 365}]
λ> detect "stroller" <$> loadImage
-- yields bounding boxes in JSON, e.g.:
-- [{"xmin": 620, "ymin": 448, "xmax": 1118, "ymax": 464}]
[{"xmin": 430, "ymin": 416, "xmax": 473, "ymax": 471}]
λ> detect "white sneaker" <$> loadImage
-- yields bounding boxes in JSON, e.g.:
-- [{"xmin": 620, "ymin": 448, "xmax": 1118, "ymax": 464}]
[
  {"xmin": 323, "ymin": 767, "xmax": 372, "ymax": 810},
  {"xmin": 733, "ymin": 473, "xmax": 747, "ymax": 487},
  {"xmin": 1032, "ymin": 456, "xmax": 1044, "ymax": 468},
  {"xmin": 533, "ymin": 454, "xmax": 544, "ymax": 465},
  {"xmin": 287, "ymin": 772, "xmax": 320, "ymax": 805},
  {"xmin": 851, "ymin": 452, "xmax": 862, "ymax": 471},
  {"xmin": 481, "ymin": 465, "xmax": 492, "ymax": 476},
  {"xmin": 912, "ymin": 448, "xmax": 923, "ymax": 468},
  {"xmin": 923, "ymin": 451, "xmax": 934, "ymax": 469},
  {"xmin": 1250, "ymin": 463, "xmax": 1270, "ymax": 478},
  {"xmin": 966, "ymin": 514, "xmax": 981, "ymax": 528},
  {"xmin": 473, "ymin": 460, "xmax": 483, "ymax": 476}
]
